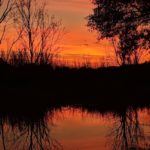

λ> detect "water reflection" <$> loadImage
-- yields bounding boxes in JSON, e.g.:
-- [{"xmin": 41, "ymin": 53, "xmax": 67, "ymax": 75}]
[
  {"xmin": 109, "ymin": 108, "xmax": 147, "ymax": 150},
  {"xmin": 0, "ymin": 105, "xmax": 150, "ymax": 150},
  {"xmin": 0, "ymin": 109, "xmax": 63, "ymax": 150}
]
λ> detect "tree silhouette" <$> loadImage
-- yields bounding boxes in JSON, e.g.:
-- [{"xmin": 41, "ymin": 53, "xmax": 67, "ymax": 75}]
[
  {"xmin": 12, "ymin": 0, "xmax": 64, "ymax": 64},
  {"xmin": 88, "ymin": 0, "xmax": 150, "ymax": 65},
  {"xmin": 0, "ymin": 0, "xmax": 15, "ymax": 44}
]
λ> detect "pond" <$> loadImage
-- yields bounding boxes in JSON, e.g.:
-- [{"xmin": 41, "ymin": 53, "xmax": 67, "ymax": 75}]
[{"xmin": 0, "ymin": 105, "xmax": 150, "ymax": 150}]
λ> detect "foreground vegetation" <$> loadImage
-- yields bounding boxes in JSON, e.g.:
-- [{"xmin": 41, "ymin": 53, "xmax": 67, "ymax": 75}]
[{"xmin": 0, "ymin": 56, "xmax": 150, "ymax": 108}]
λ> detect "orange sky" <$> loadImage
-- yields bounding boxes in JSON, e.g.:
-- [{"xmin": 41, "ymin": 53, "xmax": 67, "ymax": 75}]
[
  {"xmin": 47, "ymin": 0, "xmax": 114, "ymax": 65},
  {"xmin": 1, "ymin": 0, "xmax": 149, "ymax": 66},
  {"xmin": 0, "ymin": 0, "xmax": 115, "ymax": 66}
]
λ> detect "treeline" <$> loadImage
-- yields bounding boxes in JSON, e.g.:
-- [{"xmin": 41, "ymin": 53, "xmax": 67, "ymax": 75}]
[{"xmin": 0, "ymin": 0, "xmax": 150, "ymax": 67}]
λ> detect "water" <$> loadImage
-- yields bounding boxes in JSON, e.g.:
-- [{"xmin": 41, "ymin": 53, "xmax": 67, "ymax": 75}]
[
  {"xmin": 51, "ymin": 107, "xmax": 113, "ymax": 150},
  {"xmin": 0, "ymin": 106, "xmax": 150, "ymax": 150}
]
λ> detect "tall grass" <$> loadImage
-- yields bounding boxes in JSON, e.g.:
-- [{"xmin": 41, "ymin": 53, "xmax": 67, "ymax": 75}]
[
  {"xmin": 0, "ymin": 49, "xmax": 54, "ymax": 66},
  {"xmin": 0, "ymin": 49, "xmax": 115, "ymax": 69}
]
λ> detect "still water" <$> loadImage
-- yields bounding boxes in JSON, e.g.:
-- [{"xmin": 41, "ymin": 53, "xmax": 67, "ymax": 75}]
[{"xmin": 0, "ymin": 106, "xmax": 150, "ymax": 150}]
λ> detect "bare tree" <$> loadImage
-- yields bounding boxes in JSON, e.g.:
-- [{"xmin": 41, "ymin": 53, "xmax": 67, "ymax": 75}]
[
  {"xmin": 13, "ymin": 0, "xmax": 64, "ymax": 64},
  {"xmin": 0, "ymin": 0, "xmax": 14, "ymax": 23},
  {"xmin": 0, "ymin": 0, "xmax": 15, "ymax": 44}
]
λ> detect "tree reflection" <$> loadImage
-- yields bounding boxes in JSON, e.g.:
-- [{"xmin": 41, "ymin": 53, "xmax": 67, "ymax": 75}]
[
  {"xmin": 108, "ymin": 108, "xmax": 148, "ymax": 150},
  {"xmin": 0, "ymin": 110, "xmax": 62, "ymax": 150}
]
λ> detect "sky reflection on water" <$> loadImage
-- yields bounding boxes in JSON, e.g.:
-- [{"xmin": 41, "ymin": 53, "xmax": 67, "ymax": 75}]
[{"xmin": 0, "ymin": 106, "xmax": 150, "ymax": 150}]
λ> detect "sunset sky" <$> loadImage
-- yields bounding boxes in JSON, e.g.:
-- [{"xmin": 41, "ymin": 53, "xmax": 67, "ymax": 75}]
[
  {"xmin": 0, "ymin": 0, "xmax": 115, "ymax": 66},
  {"xmin": 47, "ymin": 0, "xmax": 114, "ymax": 65},
  {"xmin": 0, "ymin": 0, "xmax": 149, "ymax": 66}
]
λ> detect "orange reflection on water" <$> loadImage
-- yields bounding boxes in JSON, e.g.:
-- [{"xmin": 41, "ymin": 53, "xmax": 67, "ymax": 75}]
[
  {"xmin": 47, "ymin": 107, "xmax": 150, "ymax": 150},
  {"xmin": 1, "ymin": 107, "xmax": 150, "ymax": 149},
  {"xmin": 50, "ymin": 107, "xmax": 115, "ymax": 150}
]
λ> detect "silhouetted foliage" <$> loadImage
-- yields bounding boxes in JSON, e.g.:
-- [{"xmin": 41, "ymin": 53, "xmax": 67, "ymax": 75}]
[{"xmin": 88, "ymin": 0, "xmax": 150, "ymax": 65}]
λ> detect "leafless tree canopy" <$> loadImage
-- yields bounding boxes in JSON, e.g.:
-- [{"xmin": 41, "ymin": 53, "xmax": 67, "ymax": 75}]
[
  {"xmin": 0, "ymin": 0, "xmax": 65, "ymax": 65},
  {"xmin": 0, "ymin": 0, "xmax": 15, "ymax": 44},
  {"xmin": 11, "ymin": 0, "xmax": 65, "ymax": 64},
  {"xmin": 0, "ymin": 0, "xmax": 14, "ymax": 23}
]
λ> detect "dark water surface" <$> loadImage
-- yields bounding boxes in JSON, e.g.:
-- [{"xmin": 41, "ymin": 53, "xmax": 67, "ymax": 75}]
[{"xmin": 0, "ymin": 105, "xmax": 150, "ymax": 150}]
